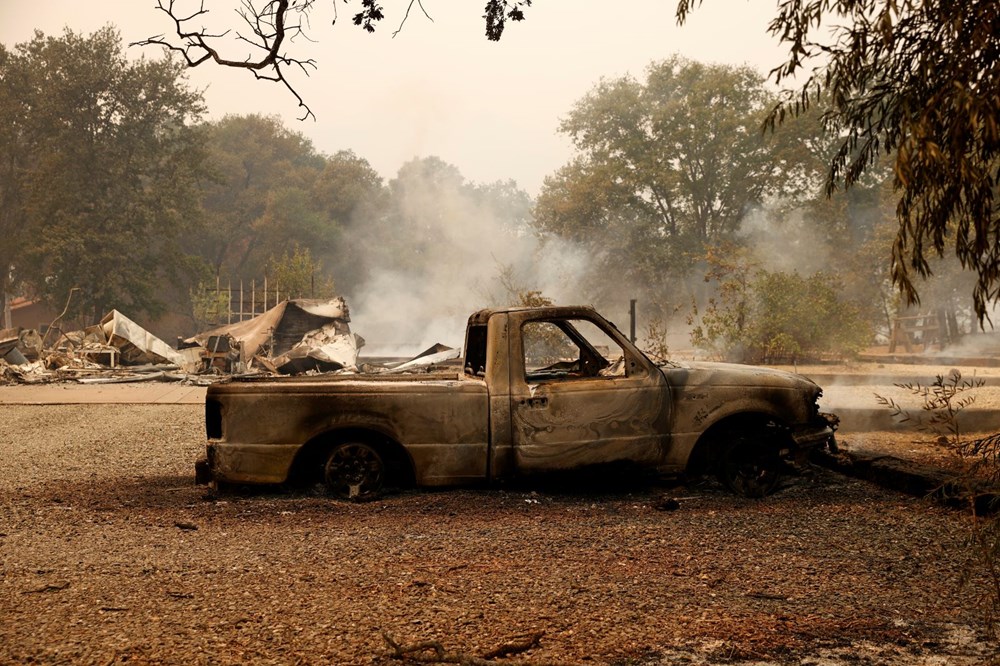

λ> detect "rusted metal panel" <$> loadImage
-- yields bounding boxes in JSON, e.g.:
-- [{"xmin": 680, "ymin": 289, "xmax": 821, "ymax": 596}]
[
  {"xmin": 504, "ymin": 308, "xmax": 671, "ymax": 472},
  {"xmin": 485, "ymin": 313, "xmax": 515, "ymax": 479},
  {"xmin": 661, "ymin": 361, "xmax": 824, "ymax": 468},
  {"xmin": 208, "ymin": 377, "xmax": 490, "ymax": 485}
]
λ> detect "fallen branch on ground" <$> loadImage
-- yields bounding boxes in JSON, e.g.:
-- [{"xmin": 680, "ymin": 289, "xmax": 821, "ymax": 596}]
[
  {"xmin": 482, "ymin": 632, "xmax": 545, "ymax": 660},
  {"xmin": 22, "ymin": 582, "xmax": 70, "ymax": 594},
  {"xmin": 381, "ymin": 629, "xmax": 552, "ymax": 665}
]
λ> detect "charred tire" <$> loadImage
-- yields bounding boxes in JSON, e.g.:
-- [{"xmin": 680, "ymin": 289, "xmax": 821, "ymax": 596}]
[
  {"xmin": 323, "ymin": 442, "xmax": 385, "ymax": 501},
  {"xmin": 716, "ymin": 430, "xmax": 784, "ymax": 498}
]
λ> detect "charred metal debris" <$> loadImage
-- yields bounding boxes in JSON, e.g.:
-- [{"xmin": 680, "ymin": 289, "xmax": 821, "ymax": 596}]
[{"xmin": 0, "ymin": 297, "xmax": 454, "ymax": 385}]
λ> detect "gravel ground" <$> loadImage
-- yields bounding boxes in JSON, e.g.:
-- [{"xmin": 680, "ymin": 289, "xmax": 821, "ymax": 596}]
[{"xmin": 1, "ymin": 404, "xmax": 999, "ymax": 665}]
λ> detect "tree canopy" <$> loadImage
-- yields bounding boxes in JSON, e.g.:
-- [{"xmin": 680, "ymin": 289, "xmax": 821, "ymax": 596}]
[
  {"xmin": 193, "ymin": 114, "xmax": 327, "ymax": 279},
  {"xmin": 533, "ymin": 56, "xmax": 817, "ymax": 307},
  {"xmin": 131, "ymin": 0, "xmax": 1000, "ymax": 324},
  {"xmin": 0, "ymin": 27, "xmax": 207, "ymax": 324},
  {"xmin": 690, "ymin": 242, "xmax": 874, "ymax": 363},
  {"xmin": 678, "ymin": 0, "xmax": 1000, "ymax": 322}
]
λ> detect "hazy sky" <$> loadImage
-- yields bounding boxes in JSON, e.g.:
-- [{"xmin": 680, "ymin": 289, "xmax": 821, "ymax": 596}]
[{"xmin": 0, "ymin": 1, "xmax": 787, "ymax": 194}]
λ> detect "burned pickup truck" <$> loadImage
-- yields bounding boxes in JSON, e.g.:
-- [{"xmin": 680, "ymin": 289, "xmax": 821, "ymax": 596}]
[{"xmin": 198, "ymin": 306, "xmax": 837, "ymax": 498}]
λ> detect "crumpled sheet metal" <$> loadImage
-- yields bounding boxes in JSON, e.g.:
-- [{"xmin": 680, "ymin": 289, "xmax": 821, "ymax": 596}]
[
  {"xmin": 100, "ymin": 310, "xmax": 201, "ymax": 371},
  {"xmin": 270, "ymin": 320, "xmax": 365, "ymax": 374},
  {"xmin": 1, "ymin": 327, "xmax": 43, "ymax": 365},
  {"xmin": 386, "ymin": 346, "xmax": 461, "ymax": 373},
  {"xmin": 271, "ymin": 335, "xmax": 363, "ymax": 374},
  {"xmin": 187, "ymin": 297, "xmax": 363, "ymax": 372}
]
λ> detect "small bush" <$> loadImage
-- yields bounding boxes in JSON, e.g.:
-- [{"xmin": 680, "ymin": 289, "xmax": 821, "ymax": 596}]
[
  {"xmin": 876, "ymin": 371, "xmax": 1000, "ymax": 635},
  {"xmin": 690, "ymin": 245, "xmax": 874, "ymax": 363}
]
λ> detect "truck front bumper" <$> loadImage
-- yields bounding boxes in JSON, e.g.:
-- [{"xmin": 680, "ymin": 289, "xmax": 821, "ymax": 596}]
[{"xmin": 791, "ymin": 412, "xmax": 839, "ymax": 452}]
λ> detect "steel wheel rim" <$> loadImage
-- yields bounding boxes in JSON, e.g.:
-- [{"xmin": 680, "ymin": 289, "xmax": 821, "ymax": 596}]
[
  {"xmin": 324, "ymin": 443, "xmax": 384, "ymax": 500},
  {"xmin": 726, "ymin": 456, "xmax": 780, "ymax": 498},
  {"xmin": 720, "ymin": 435, "xmax": 782, "ymax": 498}
]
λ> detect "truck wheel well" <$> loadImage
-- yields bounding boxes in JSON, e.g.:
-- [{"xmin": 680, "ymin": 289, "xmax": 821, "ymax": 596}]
[
  {"xmin": 286, "ymin": 428, "xmax": 416, "ymax": 489},
  {"xmin": 686, "ymin": 413, "xmax": 792, "ymax": 477}
]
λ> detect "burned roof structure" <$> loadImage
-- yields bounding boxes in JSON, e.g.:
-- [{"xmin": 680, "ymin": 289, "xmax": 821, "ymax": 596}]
[{"xmin": 187, "ymin": 297, "xmax": 364, "ymax": 374}]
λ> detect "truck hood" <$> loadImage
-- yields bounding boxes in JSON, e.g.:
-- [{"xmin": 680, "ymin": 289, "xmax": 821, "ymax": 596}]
[{"xmin": 659, "ymin": 360, "xmax": 821, "ymax": 394}]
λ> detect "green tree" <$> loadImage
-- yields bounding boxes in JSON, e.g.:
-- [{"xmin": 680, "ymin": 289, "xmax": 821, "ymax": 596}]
[
  {"xmin": 189, "ymin": 281, "xmax": 230, "ymax": 330},
  {"xmin": 0, "ymin": 43, "xmax": 31, "ymax": 325},
  {"xmin": 0, "ymin": 27, "xmax": 207, "ymax": 323},
  {"xmin": 755, "ymin": 171, "xmax": 898, "ymax": 339},
  {"xmin": 312, "ymin": 150, "xmax": 387, "ymax": 227},
  {"xmin": 534, "ymin": 56, "xmax": 817, "ymax": 307},
  {"xmin": 194, "ymin": 114, "xmax": 328, "ymax": 281},
  {"xmin": 677, "ymin": 0, "xmax": 1000, "ymax": 321},
  {"xmin": 309, "ymin": 150, "xmax": 389, "ymax": 294},
  {"xmin": 691, "ymin": 243, "xmax": 873, "ymax": 363},
  {"xmin": 266, "ymin": 245, "xmax": 335, "ymax": 299}
]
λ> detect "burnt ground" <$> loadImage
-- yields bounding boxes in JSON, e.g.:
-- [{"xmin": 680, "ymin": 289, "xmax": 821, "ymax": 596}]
[{"xmin": 1, "ymin": 404, "xmax": 999, "ymax": 665}]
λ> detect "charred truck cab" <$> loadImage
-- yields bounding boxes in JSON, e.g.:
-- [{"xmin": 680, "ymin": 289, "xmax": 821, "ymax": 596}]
[{"xmin": 199, "ymin": 305, "xmax": 837, "ymax": 499}]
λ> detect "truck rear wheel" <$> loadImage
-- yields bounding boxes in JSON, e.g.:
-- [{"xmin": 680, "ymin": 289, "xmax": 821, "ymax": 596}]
[
  {"xmin": 716, "ymin": 430, "xmax": 783, "ymax": 498},
  {"xmin": 324, "ymin": 442, "xmax": 384, "ymax": 500}
]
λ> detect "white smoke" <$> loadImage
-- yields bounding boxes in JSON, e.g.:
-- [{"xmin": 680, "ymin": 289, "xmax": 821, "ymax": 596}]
[
  {"xmin": 739, "ymin": 205, "xmax": 834, "ymax": 275},
  {"xmin": 344, "ymin": 168, "xmax": 597, "ymax": 357}
]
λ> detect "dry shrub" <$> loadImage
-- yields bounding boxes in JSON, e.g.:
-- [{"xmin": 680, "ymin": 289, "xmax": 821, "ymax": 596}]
[{"xmin": 877, "ymin": 371, "xmax": 1000, "ymax": 634}]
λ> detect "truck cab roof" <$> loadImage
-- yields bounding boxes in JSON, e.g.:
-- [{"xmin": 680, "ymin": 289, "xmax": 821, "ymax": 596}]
[{"xmin": 467, "ymin": 305, "xmax": 606, "ymax": 327}]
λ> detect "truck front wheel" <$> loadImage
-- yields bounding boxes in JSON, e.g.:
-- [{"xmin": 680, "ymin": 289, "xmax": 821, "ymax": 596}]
[
  {"xmin": 716, "ymin": 430, "xmax": 783, "ymax": 498},
  {"xmin": 324, "ymin": 442, "xmax": 385, "ymax": 500}
]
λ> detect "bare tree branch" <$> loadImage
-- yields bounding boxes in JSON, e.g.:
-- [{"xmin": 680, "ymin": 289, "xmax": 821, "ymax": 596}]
[
  {"xmin": 393, "ymin": 0, "xmax": 434, "ymax": 38},
  {"xmin": 132, "ymin": 1, "xmax": 532, "ymax": 120},
  {"xmin": 131, "ymin": 0, "xmax": 319, "ymax": 120}
]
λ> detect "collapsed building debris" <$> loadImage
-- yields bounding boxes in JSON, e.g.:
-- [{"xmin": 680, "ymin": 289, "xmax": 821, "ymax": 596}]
[
  {"xmin": 0, "ymin": 327, "xmax": 49, "ymax": 384},
  {"xmin": 186, "ymin": 297, "xmax": 364, "ymax": 374},
  {"xmin": 0, "ymin": 362, "xmax": 45, "ymax": 385},
  {"xmin": 101, "ymin": 310, "xmax": 202, "ymax": 371},
  {"xmin": 0, "ymin": 327, "xmax": 43, "ymax": 365},
  {"xmin": 1, "ymin": 309, "xmax": 207, "ymax": 385},
  {"xmin": 0, "ymin": 295, "xmax": 463, "ymax": 386}
]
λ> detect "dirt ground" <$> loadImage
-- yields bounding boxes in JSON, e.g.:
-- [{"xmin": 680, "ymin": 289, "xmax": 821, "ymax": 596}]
[{"xmin": 2, "ymin": 403, "xmax": 999, "ymax": 665}]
